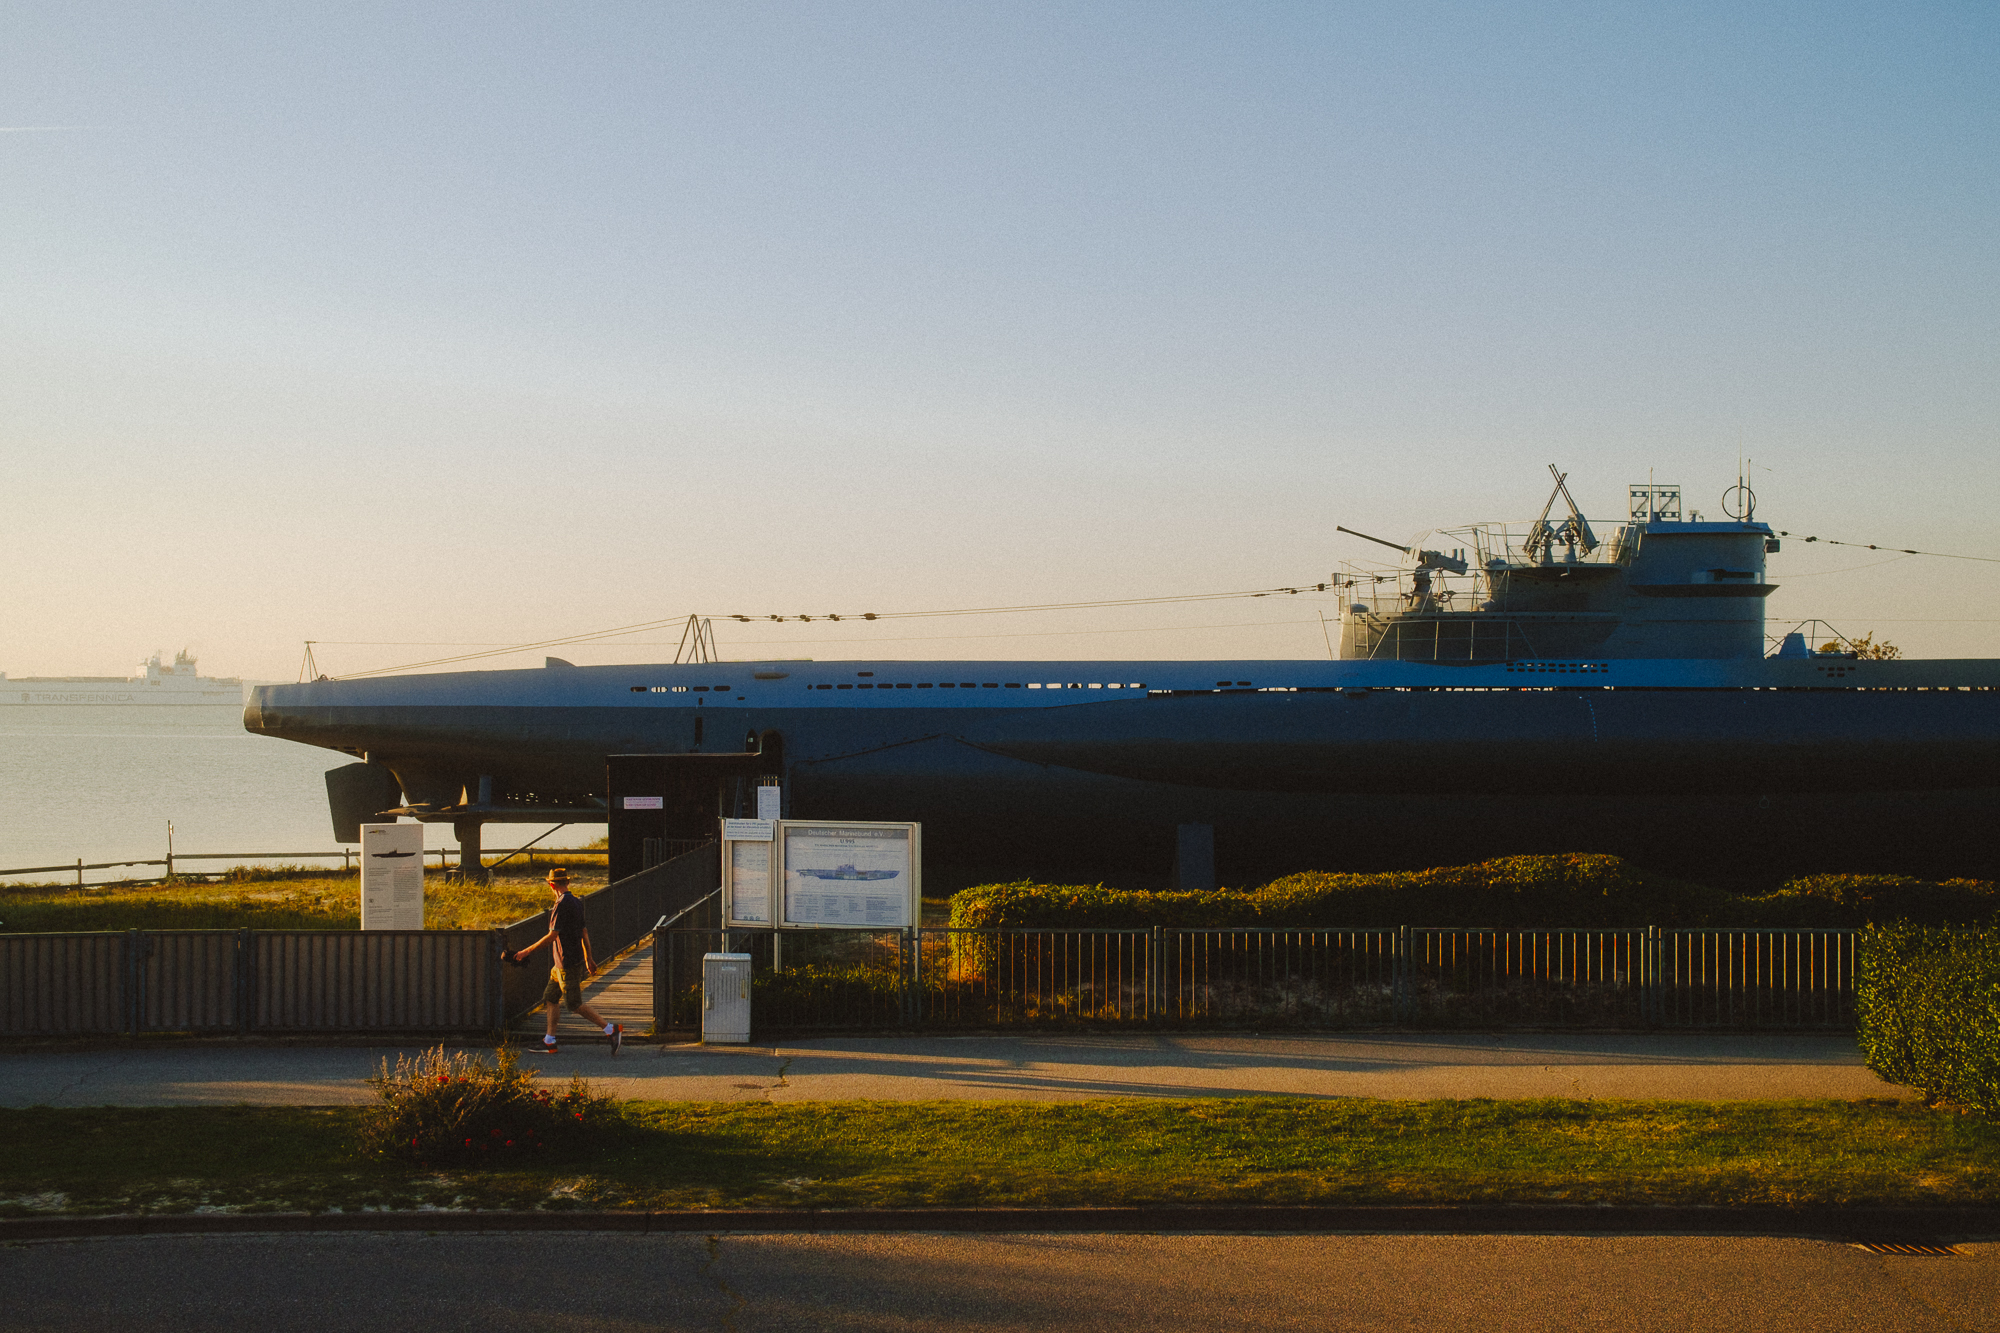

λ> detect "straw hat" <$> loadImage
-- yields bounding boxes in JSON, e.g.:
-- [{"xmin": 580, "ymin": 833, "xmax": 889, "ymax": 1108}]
[{"xmin": 546, "ymin": 867, "xmax": 571, "ymax": 887}]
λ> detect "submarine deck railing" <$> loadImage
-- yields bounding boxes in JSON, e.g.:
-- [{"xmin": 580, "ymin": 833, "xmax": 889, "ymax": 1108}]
[{"xmin": 645, "ymin": 924, "xmax": 1861, "ymax": 1036}]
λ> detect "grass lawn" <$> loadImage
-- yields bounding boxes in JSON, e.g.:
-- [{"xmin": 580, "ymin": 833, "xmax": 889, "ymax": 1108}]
[
  {"xmin": 0, "ymin": 861, "xmax": 607, "ymax": 934},
  {"xmin": 0, "ymin": 864, "xmax": 947, "ymax": 933},
  {"xmin": 3, "ymin": 1098, "xmax": 1995, "ymax": 1217}
]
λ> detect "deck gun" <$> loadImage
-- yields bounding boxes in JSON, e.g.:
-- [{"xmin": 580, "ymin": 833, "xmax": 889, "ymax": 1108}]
[
  {"xmin": 1523, "ymin": 464, "xmax": 1598, "ymax": 562},
  {"xmin": 1335, "ymin": 526, "xmax": 1469, "ymax": 574}
]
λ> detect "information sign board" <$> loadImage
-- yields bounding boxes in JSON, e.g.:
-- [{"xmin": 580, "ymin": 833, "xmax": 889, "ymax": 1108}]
[
  {"xmin": 779, "ymin": 822, "xmax": 920, "ymax": 929},
  {"xmin": 359, "ymin": 822, "xmax": 424, "ymax": 930},
  {"xmin": 722, "ymin": 836, "xmax": 773, "ymax": 926}
]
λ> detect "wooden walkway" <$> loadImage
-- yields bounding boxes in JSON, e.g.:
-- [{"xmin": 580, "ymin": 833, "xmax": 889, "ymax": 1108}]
[{"xmin": 510, "ymin": 943, "xmax": 654, "ymax": 1042}]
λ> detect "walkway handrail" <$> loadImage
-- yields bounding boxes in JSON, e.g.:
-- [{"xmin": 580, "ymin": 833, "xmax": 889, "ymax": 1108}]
[{"xmin": 654, "ymin": 890, "xmax": 722, "ymax": 935}]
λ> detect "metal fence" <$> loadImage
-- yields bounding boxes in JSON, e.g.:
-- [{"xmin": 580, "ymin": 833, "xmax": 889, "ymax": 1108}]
[
  {"xmin": 1, "ymin": 916, "xmax": 1858, "ymax": 1039},
  {"xmin": 652, "ymin": 924, "xmax": 1860, "ymax": 1035},
  {"xmin": 0, "ymin": 933, "xmax": 125, "ymax": 1035},
  {"xmin": 1656, "ymin": 927, "xmax": 1857, "ymax": 1029},
  {"xmin": 0, "ymin": 928, "xmax": 506, "ymax": 1037},
  {"xmin": 1406, "ymin": 927, "xmax": 1651, "ymax": 1027},
  {"xmin": 1168, "ymin": 927, "xmax": 1401, "ymax": 1026},
  {"xmin": 0, "ymin": 843, "xmax": 722, "ymax": 1037},
  {"xmin": 250, "ymin": 931, "xmax": 500, "ymax": 1032},
  {"xmin": 648, "ymin": 889, "xmax": 914, "ymax": 1033},
  {"xmin": 916, "ymin": 927, "xmax": 1155, "ymax": 1026}
]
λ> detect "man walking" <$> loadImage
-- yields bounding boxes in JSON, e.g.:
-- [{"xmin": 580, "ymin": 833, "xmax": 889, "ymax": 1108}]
[{"xmin": 508, "ymin": 867, "xmax": 622, "ymax": 1055}]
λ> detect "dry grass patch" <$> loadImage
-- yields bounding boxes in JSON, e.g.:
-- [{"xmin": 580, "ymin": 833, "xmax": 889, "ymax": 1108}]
[{"xmin": 0, "ymin": 858, "xmax": 607, "ymax": 933}]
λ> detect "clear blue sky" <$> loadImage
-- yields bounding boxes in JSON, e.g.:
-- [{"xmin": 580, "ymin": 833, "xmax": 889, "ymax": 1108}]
[{"xmin": 4, "ymin": 2, "xmax": 1995, "ymax": 677}]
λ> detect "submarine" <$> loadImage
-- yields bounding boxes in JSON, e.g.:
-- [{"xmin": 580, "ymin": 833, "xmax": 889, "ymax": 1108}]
[{"xmin": 244, "ymin": 473, "xmax": 2000, "ymax": 884}]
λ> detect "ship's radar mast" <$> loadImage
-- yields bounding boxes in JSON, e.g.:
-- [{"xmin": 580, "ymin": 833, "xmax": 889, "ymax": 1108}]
[{"xmin": 1723, "ymin": 458, "xmax": 1757, "ymax": 520}]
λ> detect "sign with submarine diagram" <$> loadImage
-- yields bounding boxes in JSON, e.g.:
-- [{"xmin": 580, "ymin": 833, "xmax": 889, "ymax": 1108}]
[
  {"xmin": 780, "ymin": 822, "xmax": 920, "ymax": 929},
  {"xmin": 359, "ymin": 822, "xmax": 425, "ymax": 930}
]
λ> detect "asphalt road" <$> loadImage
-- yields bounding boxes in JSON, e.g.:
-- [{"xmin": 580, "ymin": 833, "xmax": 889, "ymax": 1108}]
[
  {"xmin": 5, "ymin": 1232, "xmax": 1995, "ymax": 1331},
  {"xmin": 0, "ymin": 1031, "xmax": 1900, "ymax": 1105}
]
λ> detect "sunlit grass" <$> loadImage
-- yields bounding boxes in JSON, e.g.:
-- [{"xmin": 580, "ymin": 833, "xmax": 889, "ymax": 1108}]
[
  {"xmin": 1, "ymin": 1098, "xmax": 1993, "ymax": 1217},
  {"xmin": 0, "ymin": 858, "xmax": 607, "ymax": 933}
]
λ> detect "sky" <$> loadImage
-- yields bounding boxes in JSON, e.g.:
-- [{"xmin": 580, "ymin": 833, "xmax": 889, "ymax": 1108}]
[{"xmin": 2, "ymin": 1, "xmax": 1995, "ymax": 679}]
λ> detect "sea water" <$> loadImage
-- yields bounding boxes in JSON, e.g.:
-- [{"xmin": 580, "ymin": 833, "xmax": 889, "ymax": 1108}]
[{"xmin": 0, "ymin": 706, "xmax": 448, "ymax": 882}]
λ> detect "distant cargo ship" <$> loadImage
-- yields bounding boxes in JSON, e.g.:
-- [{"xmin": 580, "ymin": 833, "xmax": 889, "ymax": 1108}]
[{"xmin": 1, "ymin": 650, "xmax": 246, "ymax": 706}]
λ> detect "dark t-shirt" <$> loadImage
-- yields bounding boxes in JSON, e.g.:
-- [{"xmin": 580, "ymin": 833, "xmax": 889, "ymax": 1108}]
[{"xmin": 550, "ymin": 892, "xmax": 587, "ymax": 972}]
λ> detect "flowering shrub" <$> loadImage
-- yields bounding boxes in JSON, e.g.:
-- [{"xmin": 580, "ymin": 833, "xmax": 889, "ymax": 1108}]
[{"xmin": 356, "ymin": 1045, "xmax": 617, "ymax": 1166}]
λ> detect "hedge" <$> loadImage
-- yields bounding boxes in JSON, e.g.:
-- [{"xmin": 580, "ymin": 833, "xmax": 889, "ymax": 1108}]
[
  {"xmin": 1733, "ymin": 875, "xmax": 2000, "ymax": 928},
  {"xmin": 948, "ymin": 856, "xmax": 2000, "ymax": 932},
  {"xmin": 949, "ymin": 855, "xmax": 1718, "ymax": 930},
  {"xmin": 1855, "ymin": 923, "xmax": 2000, "ymax": 1118}
]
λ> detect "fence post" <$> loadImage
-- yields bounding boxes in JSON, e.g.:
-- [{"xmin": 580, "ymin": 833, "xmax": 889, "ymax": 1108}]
[
  {"xmin": 1144, "ymin": 926, "xmax": 1154, "ymax": 1024},
  {"xmin": 488, "ymin": 928, "xmax": 506, "ymax": 1034},
  {"xmin": 118, "ymin": 930, "xmax": 133, "ymax": 1035},
  {"xmin": 1644, "ymin": 925, "xmax": 1659, "ymax": 1027},
  {"xmin": 900, "ymin": 928, "xmax": 914, "ymax": 1027},
  {"xmin": 1394, "ymin": 924, "xmax": 1411, "ymax": 1025},
  {"xmin": 123, "ymin": 930, "xmax": 148, "ymax": 1036},
  {"xmin": 234, "ymin": 928, "xmax": 253, "ymax": 1033},
  {"xmin": 651, "ymin": 924, "xmax": 667, "ymax": 1039}
]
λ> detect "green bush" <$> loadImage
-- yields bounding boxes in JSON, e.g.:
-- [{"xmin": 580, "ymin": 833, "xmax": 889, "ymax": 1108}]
[
  {"xmin": 356, "ymin": 1045, "xmax": 617, "ymax": 1166},
  {"xmin": 950, "ymin": 859, "xmax": 2000, "ymax": 932},
  {"xmin": 950, "ymin": 855, "xmax": 1731, "ymax": 930},
  {"xmin": 1736, "ymin": 875, "xmax": 2000, "ymax": 928},
  {"xmin": 1855, "ymin": 923, "xmax": 2000, "ymax": 1118},
  {"xmin": 948, "ymin": 880, "xmax": 1259, "ymax": 931}
]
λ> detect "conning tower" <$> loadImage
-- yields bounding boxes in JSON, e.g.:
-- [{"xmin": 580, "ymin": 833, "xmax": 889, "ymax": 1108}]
[{"xmin": 1338, "ymin": 470, "xmax": 1778, "ymax": 662}]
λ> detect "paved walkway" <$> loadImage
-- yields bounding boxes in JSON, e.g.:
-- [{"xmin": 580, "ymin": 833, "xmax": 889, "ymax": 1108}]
[{"xmin": 0, "ymin": 1031, "xmax": 1900, "ymax": 1106}]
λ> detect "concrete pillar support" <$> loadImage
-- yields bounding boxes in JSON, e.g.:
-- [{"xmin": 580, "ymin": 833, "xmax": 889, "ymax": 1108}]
[{"xmin": 454, "ymin": 818, "xmax": 489, "ymax": 884}]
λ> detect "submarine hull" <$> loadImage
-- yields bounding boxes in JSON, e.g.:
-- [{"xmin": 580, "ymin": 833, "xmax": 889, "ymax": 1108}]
[{"xmin": 245, "ymin": 666, "xmax": 2000, "ymax": 884}]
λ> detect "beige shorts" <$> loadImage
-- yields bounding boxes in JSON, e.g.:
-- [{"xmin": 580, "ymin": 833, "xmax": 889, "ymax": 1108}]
[{"xmin": 540, "ymin": 967, "xmax": 584, "ymax": 1010}]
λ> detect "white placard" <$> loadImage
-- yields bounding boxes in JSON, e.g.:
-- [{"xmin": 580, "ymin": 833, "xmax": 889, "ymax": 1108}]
[
  {"xmin": 781, "ymin": 822, "xmax": 919, "ymax": 929},
  {"xmin": 756, "ymin": 785, "xmax": 781, "ymax": 820},
  {"xmin": 623, "ymin": 795, "xmax": 664, "ymax": 810},
  {"xmin": 359, "ymin": 822, "xmax": 424, "ymax": 930},
  {"xmin": 721, "ymin": 818, "xmax": 773, "ymax": 842},
  {"xmin": 725, "ymin": 839, "xmax": 772, "ymax": 925}
]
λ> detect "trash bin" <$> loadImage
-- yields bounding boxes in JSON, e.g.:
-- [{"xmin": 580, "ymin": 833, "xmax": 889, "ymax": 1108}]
[{"xmin": 701, "ymin": 952, "xmax": 752, "ymax": 1044}]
